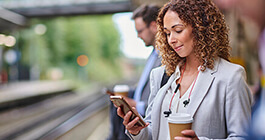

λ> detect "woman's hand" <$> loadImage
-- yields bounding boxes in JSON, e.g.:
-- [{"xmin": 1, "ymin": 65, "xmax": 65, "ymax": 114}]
[
  {"xmin": 117, "ymin": 107, "xmax": 149, "ymax": 135},
  {"xmin": 174, "ymin": 130, "xmax": 199, "ymax": 140}
]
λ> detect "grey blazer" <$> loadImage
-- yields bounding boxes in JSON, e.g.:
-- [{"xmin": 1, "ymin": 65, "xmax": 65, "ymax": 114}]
[{"xmin": 128, "ymin": 58, "xmax": 253, "ymax": 140}]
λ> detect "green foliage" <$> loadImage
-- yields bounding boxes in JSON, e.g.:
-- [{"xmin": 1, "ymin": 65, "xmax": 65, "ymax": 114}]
[{"xmin": 17, "ymin": 14, "xmax": 122, "ymax": 84}]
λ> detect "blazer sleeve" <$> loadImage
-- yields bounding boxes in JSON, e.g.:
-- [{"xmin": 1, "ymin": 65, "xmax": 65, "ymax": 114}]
[
  {"xmin": 199, "ymin": 66, "xmax": 253, "ymax": 140},
  {"xmin": 225, "ymin": 66, "xmax": 253, "ymax": 139},
  {"xmin": 126, "ymin": 66, "xmax": 165, "ymax": 140}
]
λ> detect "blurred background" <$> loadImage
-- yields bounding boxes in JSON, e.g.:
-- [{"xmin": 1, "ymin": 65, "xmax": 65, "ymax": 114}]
[{"xmin": 0, "ymin": 0, "xmax": 261, "ymax": 139}]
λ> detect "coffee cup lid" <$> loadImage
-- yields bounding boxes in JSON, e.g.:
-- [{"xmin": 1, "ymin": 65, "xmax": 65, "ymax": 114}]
[
  {"xmin": 113, "ymin": 85, "xmax": 129, "ymax": 92},
  {"xmin": 167, "ymin": 113, "xmax": 193, "ymax": 124}
]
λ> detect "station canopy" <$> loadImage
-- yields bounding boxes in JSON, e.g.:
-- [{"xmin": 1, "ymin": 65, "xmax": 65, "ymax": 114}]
[
  {"xmin": 0, "ymin": 0, "xmax": 132, "ymax": 32},
  {"xmin": 0, "ymin": 0, "xmax": 169, "ymax": 32}
]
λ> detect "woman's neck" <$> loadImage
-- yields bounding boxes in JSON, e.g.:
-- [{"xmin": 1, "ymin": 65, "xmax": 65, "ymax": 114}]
[{"xmin": 184, "ymin": 55, "xmax": 200, "ymax": 74}]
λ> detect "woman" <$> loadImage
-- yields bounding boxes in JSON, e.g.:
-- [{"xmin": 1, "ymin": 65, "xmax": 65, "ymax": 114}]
[{"xmin": 117, "ymin": 0, "xmax": 252, "ymax": 139}]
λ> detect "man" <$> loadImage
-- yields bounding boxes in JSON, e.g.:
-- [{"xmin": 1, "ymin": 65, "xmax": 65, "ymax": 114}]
[
  {"xmin": 107, "ymin": 4, "xmax": 161, "ymax": 140},
  {"xmin": 214, "ymin": 0, "xmax": 265, "ymax": 139}
]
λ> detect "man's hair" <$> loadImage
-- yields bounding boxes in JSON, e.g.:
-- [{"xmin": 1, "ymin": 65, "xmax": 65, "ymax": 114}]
[{"xmin": 132, "ymin": 4, "xmax": 160, "ymax": 27}]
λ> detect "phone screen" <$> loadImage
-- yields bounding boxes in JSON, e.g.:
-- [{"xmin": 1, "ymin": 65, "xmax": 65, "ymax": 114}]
[{"xmin": 110, "ymin": 96, "xmax": 146, "ymax": 127}]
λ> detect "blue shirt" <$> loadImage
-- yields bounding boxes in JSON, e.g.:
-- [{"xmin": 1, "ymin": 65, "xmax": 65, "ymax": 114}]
[{"xmin": 134, "ymin": 50, "xmax": 158, "ymax": 116}]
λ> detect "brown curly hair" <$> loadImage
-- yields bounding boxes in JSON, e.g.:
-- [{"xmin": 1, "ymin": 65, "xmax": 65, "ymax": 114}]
[{"xmin": 156, "ymin": 0, "xmax": 231, "ymax": 76}]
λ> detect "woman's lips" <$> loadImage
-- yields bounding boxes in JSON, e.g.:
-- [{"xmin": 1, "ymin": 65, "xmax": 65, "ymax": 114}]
[{"xmin": 173, "ymin": 45, "xmax": 183, "ymax": 51}]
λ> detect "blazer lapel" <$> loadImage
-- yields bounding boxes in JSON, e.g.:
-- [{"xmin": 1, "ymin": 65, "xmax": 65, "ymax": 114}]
[
  {"xmin": 152, "ymin": 73, "xmax": 176, "ymax": 139},
  {"xmin": 153, "ymin": 54, "xmax": 162, "ymax": 68},
  {"xmin": 187, "ymin": 58, "xmax": 220, "ymax": 117}
]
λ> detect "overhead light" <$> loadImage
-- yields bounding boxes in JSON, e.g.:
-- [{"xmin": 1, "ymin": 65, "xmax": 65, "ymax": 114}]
[
  {"xmin": 34, "ymin": 24, "xmax": 47, "ymax": 35},
  {"xmin": 0, "ymin": 34, "xmax": 5, "ymax": 45},
  {"xmin": 4, "ymin": 35, "xmax": 16, "ymax": 47},
  {"xmin": 0, "ymin": 34, "xmax": 16, "ymax": 47}
]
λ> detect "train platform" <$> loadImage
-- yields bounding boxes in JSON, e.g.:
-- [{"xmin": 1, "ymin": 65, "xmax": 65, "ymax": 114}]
[{"xmin": 0, "ymin": 80, "xmax": 75, "ymax": 110}]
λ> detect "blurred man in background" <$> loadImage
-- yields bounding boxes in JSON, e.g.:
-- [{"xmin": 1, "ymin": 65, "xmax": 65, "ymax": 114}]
[
  {"xmin": 215, "ymin": 0, "xmax": 265, "ymax": 139},
  {"xmin": 107, "ymin": 4, "xmax": 161, "ymax": 140}
]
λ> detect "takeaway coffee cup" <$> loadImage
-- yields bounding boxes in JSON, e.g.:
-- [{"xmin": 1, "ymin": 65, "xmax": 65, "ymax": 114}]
[
  {"xmin": 113, "ymin": 85, "xmax": 129, "ymax": 97},
  {"xmin": 167, "ymin": 113, "xmax": 193, "ymax": 140}
]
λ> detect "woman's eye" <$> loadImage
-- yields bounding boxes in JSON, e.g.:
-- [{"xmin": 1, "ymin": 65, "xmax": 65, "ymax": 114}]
[{"xmin": 176, "ymin": 30, "xmax": 182, "ymax": 33}]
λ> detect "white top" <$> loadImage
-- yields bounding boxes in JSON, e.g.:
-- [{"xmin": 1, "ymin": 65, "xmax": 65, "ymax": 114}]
[{"xmin": 158, "ymin": 65, "xmax": 200, "ymax": 140}]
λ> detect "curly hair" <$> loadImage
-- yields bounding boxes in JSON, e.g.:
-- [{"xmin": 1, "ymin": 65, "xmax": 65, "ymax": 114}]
[{"xmin": 156, "ymin": 0, "xmax": 231, "ymax": 76}]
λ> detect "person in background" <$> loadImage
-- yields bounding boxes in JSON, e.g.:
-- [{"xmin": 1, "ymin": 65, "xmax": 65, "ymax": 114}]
[
  {"xmin": 107, "ymin": 4, "xmax": 161, "ymax": 140},
  {"xmin": 117, "ymin": 0, "xmax": 252, "ymax": 139},
  {"xmin": 214, "ymin": 0, "xmax": 265, "ymax": 139}
]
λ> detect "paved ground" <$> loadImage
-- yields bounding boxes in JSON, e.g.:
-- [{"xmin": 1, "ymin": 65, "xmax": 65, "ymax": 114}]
[{"xmin": 87, "ymin": 114, "xmax": 110, "ymax": 140}]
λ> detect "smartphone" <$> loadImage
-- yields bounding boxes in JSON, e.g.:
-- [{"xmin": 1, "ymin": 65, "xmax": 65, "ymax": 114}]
[{"xmin": 110, "ymin": 95, "xmax": 146, "ymax": 127}]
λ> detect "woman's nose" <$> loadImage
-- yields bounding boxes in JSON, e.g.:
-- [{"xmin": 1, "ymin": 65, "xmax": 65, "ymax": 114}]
[{"xmin": 168, "ymin": 33, "xmax": 177, "ymax": 45}]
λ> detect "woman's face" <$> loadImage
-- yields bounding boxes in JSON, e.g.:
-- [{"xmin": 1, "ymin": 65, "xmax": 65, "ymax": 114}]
[{"xmin": 163, "ymin": 10, "xmax": 194, "ymax": 58}]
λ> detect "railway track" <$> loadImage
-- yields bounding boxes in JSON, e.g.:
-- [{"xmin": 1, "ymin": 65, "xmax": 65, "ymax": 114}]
[{"xmin": 0, "ymin": 91, "xmax": 109, "ymax": 140}]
